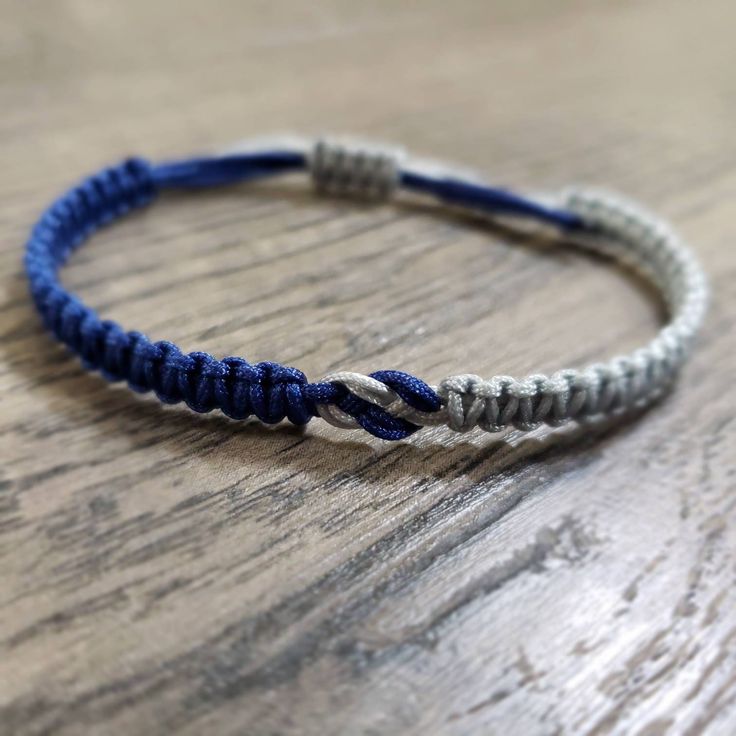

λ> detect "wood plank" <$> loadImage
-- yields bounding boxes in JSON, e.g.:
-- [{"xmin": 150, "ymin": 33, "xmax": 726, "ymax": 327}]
[{"xmin": 1, "ymin": 1, "xmax": 735, "ymax": 734}]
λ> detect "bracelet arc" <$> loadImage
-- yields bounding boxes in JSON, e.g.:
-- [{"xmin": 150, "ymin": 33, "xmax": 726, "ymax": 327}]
[{"xmin": 24, "ymin": 137, "xmax": 708, "ymax": 441}]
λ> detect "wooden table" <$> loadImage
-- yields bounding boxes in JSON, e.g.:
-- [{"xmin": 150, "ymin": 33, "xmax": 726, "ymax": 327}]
[{"xmin": 2, "ymin": 1, "xmax": 735, "ymax": 734}]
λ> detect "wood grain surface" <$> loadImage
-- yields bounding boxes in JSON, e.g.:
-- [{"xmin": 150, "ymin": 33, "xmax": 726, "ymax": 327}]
[{"xmin": 2, "ymin": 1, "xmax": 735, "ymax": 734}]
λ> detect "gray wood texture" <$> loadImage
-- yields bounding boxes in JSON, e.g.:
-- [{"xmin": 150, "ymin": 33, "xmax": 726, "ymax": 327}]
[{"xmin": 1, "ymin": 1, "xmax": 735, "ymax": 734}]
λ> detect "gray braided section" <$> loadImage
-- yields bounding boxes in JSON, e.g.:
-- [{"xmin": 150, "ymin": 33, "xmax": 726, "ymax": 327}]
[
  {"xmin": 319, "ymin": 188, "xmax": 708, "ymax": 434},
  {"xmin": 309, "ymin": 139, "xmax": 402, "ymax": 200}
]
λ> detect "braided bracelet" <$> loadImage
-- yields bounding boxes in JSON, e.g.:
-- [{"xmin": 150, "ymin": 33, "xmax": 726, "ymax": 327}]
[{"xmin": 24, "ymin": 137, "xmax": 708, "ymax": 441}]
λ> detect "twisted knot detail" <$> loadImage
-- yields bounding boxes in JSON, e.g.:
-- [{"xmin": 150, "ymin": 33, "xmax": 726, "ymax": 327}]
[{"xmin": 317, "ymin": 370, "xmax": 442, "ymax": 440}]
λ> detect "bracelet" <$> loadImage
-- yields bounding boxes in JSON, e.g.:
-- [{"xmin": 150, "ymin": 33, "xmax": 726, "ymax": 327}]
[{"xmin": 24, "ymin": 137, "xmax": 708, "ymax": 441}]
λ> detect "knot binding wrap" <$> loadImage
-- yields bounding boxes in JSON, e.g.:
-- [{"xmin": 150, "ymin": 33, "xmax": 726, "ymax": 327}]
[
  {"xmin": 24, "ymin": 137, "xmax": 708, "ymax": 441},
  {"xmin": 309, "ymin": 139, "xmax": 401, "ymax": 200}
]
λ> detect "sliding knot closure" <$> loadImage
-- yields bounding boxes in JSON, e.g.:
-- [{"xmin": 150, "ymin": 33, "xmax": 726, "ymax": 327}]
[{"xmin": 309, "ymin": 139, "xmax": 402, "ymax": 200}]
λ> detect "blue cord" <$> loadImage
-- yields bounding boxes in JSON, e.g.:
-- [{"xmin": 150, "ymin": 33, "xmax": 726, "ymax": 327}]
[
  {"xmin": 152, "ymin": 151, "xmax": 306, "ymax": 188},
  {"xmin": 24, "ymin": 150, "xmax": 582, "ymax": 440},
  {"xmin": 401, "ymin": 171, "xmax": 582, "ymax": 230}
]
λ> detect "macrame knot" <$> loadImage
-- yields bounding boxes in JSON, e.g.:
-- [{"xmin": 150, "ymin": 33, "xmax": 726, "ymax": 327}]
[
  {"xmin": 113, "ymin": 332, "xmax": 316, "ymax": 425},
  {"xmin": 437, "ymin": 374, "xmax": 566, "ymax": 432},
  {"xmin": 152, "ymin": 355, "xmax": 315, "ymax": 425},
  {"xmin": 309, "ymin": 139, "xmax": 402, "ymax": 200},
  {"xmin": 217, "ymin": 359, "xmax": 314, "ymax": 425}
]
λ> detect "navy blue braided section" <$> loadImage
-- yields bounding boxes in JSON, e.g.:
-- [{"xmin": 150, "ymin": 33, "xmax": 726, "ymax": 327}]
[{"xmin": 23, "ymin": 157, "xmax": 440, "ymax": 439}]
